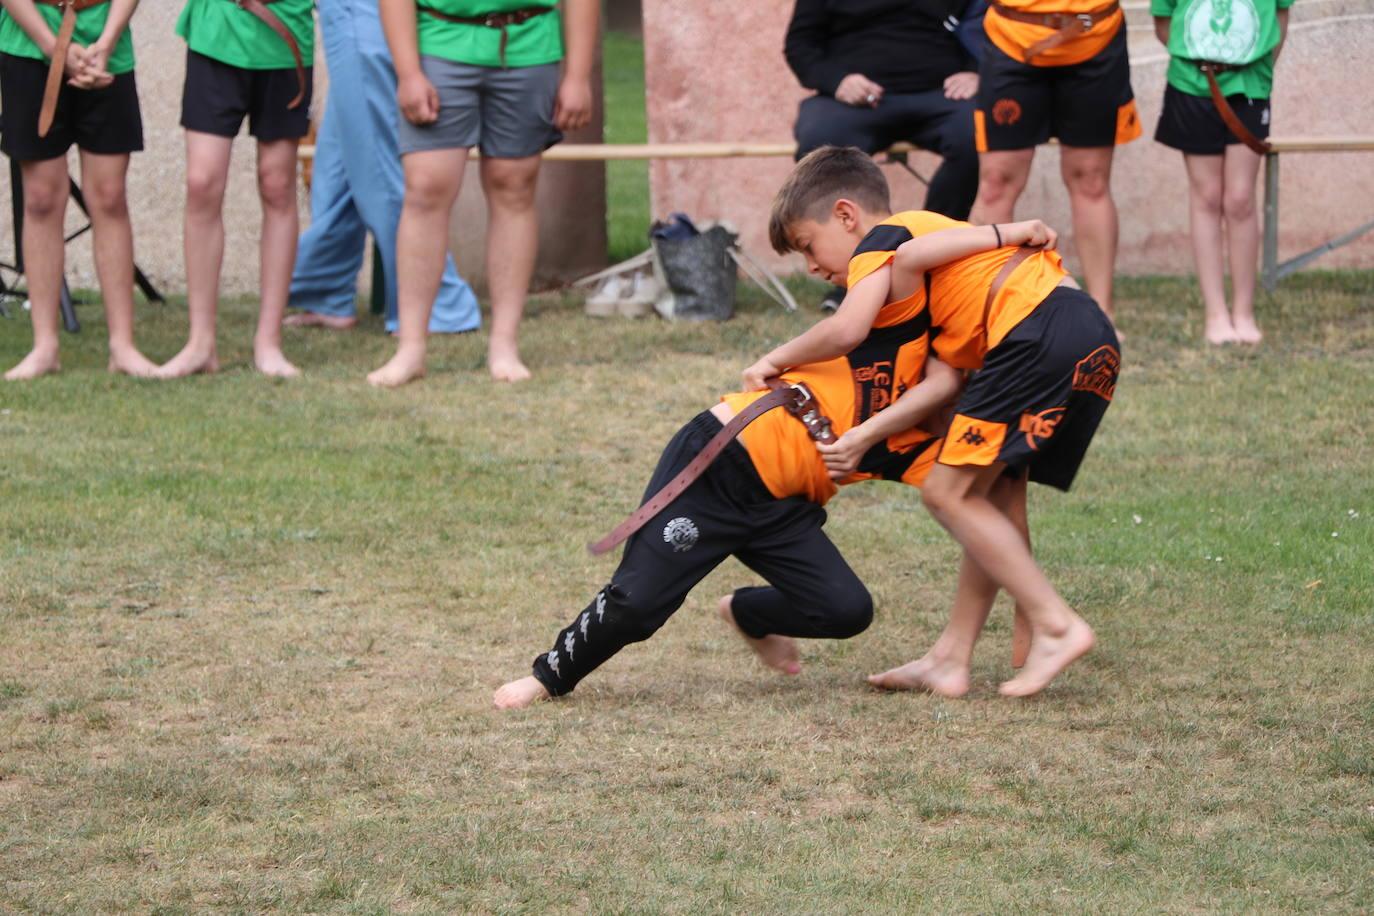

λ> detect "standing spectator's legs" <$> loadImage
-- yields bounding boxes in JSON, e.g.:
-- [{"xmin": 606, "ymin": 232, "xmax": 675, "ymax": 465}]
[
  {"xmin": 1060, "ymin": 146, "xmax": 1118, "ymax": 321},
  {"xmin": 4, "ymin": 157, "xmax": 68, "ymax": 381},
  {"xmin": 288, "ymin": 99, "xmax": 366, "ymax": 328},
  {"xmin": 78, "ymin": 151, "xmax": 157, "ymax": 376},
  {"xmin": 480, "ymin": 154, "xmax": 541, "ymax": 382},
  {"xmin": 367, "ymin": 147, "xmax": 469, "ymax": 388},
  {"xmin": 1182, "ymin": 153, "xmax": 1234, "ymax": 344},
  {"xmin": 896, "ymin": 90, "xmax": 979, "ymax": 220},
  {"xmin": 160, "ymin": 131, "xmax": 233, "ymax": 377},
  {"xmin": 254, "ymin": 138, "xmax": 303, "ymax": 377},
  {"xmin": 974, "ymin": 148, "xmax": 1034, "ymax": 223},
  {"xmin": 1222, "ymin": 145, "xmax": 1263, "ymax": 343}
]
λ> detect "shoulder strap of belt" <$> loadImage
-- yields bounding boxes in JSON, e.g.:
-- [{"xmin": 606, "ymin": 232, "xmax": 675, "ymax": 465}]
[
  {"xmin": 237, "ymin": 0, "xmax": 307, "ymax": 110},
  {"xmin": 37, "ymin": 1, "xmax": 86, "ymax": 138},
  {"xmin": 1201, "ymin": 65, "xmax": 1271, "ymax": 155}
]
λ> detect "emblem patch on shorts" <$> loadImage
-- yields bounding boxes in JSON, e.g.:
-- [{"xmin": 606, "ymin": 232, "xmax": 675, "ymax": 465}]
[
  {"xmin": 1019, "ymin": 406, "xmax": 1066, "ymax": 450},
  {"xmin": 663, "ymin": 517, "xmax": 700, "ymax": 552},
  {"xmin": 1072, "ymin": 345, "xmax": 1121, "ymax": 402},
  {"xmin": 992, "ymin": 98, "xmax": 1022, "ymax": 126}
]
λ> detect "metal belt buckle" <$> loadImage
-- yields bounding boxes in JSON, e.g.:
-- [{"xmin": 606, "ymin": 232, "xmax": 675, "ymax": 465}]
[
  {"xmin": 483, "ymin": 13, "xmax": 506, "ymax": 27},
  {"xmin": 787, "ymin": 383, "xmax": 833, "ymax": 442},
  {"xmin": 1076, "ymin": 12, "xmax": 1095, "ymax": 29}
]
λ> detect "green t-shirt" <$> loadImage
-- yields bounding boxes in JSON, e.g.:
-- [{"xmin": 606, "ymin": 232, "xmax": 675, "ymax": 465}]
[
  {"xmin": 1151, "ymin": 0, "xmax": 1293, "ymax": 98},
  {"xmin": 0, "ymin": 5, "xmax": 135, "ymax": 75},
  {"xmin": 416, "ymin": 0, "xmax": 562, "ymax": 69},
  {"xmin": 176, "ymin": 0, "xmax": 315, "ymax": 71}
]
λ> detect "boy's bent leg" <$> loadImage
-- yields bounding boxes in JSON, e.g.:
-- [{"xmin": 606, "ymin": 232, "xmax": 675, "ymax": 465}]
[
  {"xmin": 479, "ymin": 154, "xmax": 541, "ymax": 382},
  {"xmin": 77, "ymin": 151, "xmax": 157, "ymax": 377},
  {"xmin": 160, "ymin": 131, "xmax": 234, "ymax": 378},
  {"xmin": 5, "ymin": 157, "xmax": 69, "ymax": 381},
  {"xmin": 254, "ymin": 138, "xmax": 303, "ymax": 377},
  {"xmin": 368, "ymin": 147, "xmax": 468, "ymax": 387}
]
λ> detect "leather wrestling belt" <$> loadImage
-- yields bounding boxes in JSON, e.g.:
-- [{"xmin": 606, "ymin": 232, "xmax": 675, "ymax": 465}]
[
  {"xmin": 1194, "ymin": 60, "xmax": 1272, "ymax": 155},
  {"xmin": 587, "ymin": 379, "xmax": 838, "ymax": 556},
  {"xmin": 989, "ymin": 1, "xmax": 1120, "ymax": 63},
  {"xmin": 415, "ymin": 5, "xmax": 554, "ymax": 68},
  {"xmin": 36, "ymin": 0, "xmax": 305, "ymax": 140}
]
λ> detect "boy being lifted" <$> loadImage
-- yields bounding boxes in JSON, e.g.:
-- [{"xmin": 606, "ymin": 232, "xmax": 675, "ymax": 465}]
[{"xmin": 750, "ymin": 145, "xmax": 1120, "ymax": 698}]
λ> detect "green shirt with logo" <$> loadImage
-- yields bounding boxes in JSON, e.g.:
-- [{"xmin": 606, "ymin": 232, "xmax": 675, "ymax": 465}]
[
  {"xmin": 416, "ymin": 0, "xmax": 562, "ymax": 68},
  {"xmin": 176, "ymin": 0, "xmax": 315, "ymax": 71},
  {"xmin": 0, "ymin": 5, "xmax": 135, "ymax": 75},
  {"xmin": 1152, "ymin": 0, "xmax": 1294, "ymax": 98}
]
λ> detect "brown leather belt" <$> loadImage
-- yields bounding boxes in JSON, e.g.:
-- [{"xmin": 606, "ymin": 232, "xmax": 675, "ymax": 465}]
[
  {"xmin": 35, "ymin": 0, "xmax": 108, "ymax": 138},
  {"xmin": 587, "ymin": 379, "xmax": 838, "ymax": 556},
  {"xmin": 233, "ymin": 0, "xmax": 307, "ymax": 112},
  {"xmin": 1195, "ymin": 61, "xmax": 1272, "ymax": 155},
  {"xmin": 989, "ymin": 1, "xmax": 1120, "ymax": 63},
  {"xmin": 416, "ymin": 4, "xmax": 554, "ymax": 68}
]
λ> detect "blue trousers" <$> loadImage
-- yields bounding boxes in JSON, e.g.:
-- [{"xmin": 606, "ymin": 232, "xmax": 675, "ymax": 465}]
[{"xmin": 289, "ymin": 0, "xmax": 480, "ymax": 333}]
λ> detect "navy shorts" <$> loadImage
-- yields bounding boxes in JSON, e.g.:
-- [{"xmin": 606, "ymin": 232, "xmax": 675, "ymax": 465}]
[
  {"xmin": 0, "ymin": 53, "xmax": 143, "ymax": 160},
  {"xmin": 180, "ymin": 50, "xmax": 313, "ymax": 142},
  {"xmin": 1155, "ymin": 84, "xmax": 1270, "ymax": 155}
]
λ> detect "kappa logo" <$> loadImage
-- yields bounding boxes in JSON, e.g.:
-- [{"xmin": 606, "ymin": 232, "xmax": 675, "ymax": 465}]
[
  {"xmin": 545, "ymin": 649, "xmax": 561, "ymax": 676},
  {"xmin": 992, "ymin": 98, "xmax": 1022, "ymax": 126},
  {"xmin": 1019, "ymin": 407, "xmax": 1066, "ymax": 450},
  {"xmin": 595, "ymin": 590, "xmax": 607, "ymax": 622},
  {"xmin": 564, "ymin": 631, "xmax": 576, "ymax": 660},
  {"xmin": 579, "ymin": 611, "xmax": 590, "ymax": 640},
  {"xmin": 958, "ymin": 426, "xmax": 987, "ymax": 447},
  {"xmin": 1072, "ymin": 345, "xmax": 1121, "ymax": 402},
  {"xmin": 663, "ymin": 517, "xmax": 700, "ymax": 552}
]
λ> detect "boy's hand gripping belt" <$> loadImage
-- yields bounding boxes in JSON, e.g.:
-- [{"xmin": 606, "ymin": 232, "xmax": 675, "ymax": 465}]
[
  {"xmin": 1197, "ymin": 61, "xmax": 1272, "ymax": 155},
  {"xmin": 587, "ymin": 379, "xmax": 837, "ymax": 556},
  {"xmin": 989, "ymin": 0, "xmax": 1120, "ymax": 63}
]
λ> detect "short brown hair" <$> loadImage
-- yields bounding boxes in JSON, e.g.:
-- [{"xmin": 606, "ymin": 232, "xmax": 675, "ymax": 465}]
[{"xmin": 768, "ymin": 146, "xmax": 891, "ymax": 254}]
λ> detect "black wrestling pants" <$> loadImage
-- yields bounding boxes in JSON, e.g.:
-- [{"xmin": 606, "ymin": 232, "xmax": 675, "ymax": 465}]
[{"xmin": 531, "ymin": 411, "xmax": 874, "ymax": 696}]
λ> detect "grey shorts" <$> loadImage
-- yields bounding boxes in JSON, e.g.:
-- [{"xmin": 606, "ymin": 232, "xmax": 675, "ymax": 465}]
[{"xmin": 397, "ymin": 56, "xmax": 561, "ymax": 158}]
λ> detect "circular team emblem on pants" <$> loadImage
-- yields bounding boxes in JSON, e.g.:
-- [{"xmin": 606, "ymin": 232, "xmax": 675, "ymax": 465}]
[
  {"xmin": 993, "ymin": 98, "xmax": 1022, "ymax": 126},
  {"xmin": 663, "ymin": 517, "xmax": 699, "ymax": 552}
]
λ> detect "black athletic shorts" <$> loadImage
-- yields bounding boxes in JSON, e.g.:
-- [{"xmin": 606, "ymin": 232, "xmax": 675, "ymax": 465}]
[
  {"xmin": 975, "ymin": 25, "xmax": 1140, "ymax": 151},
  {"xmin": 939, "ymin": 286, "xmax": 1120, "ymax": 491},
  {"xmin": 180, "ymin": 49, "xmax": 312, "ymax": 142},
  {"xmin": 1155, "ymin": 84, "xmax": 1270, "ymax": 156},
  {"xmin": 0, "ymin": 53, "xmax": 143, "ymax": 161}
]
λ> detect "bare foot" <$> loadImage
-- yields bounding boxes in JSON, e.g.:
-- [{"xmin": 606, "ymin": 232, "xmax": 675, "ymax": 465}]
[
  {"xmin": 284, "ymin": 311, "xmax": 358, "ymax": 330},
  {"xmin": 488, "ymin": 341, "xmax": 531, "ymax": 383},
  {"xmin": 717, "ymin": 595, "xmax": 801, "ymax": 676},
  {"xmin": 367, "ymin": 349, "xmax": 426, "ymax": 388},
  {"xmin": 254, "ymin": 345, "xmax": 301, "ymax": 379},
  {"xmin": 867, "ymin": 652, "xmax": 970, "ymax": 698},
  {"xmin": 493, "ymin": 675, "xmax": 551, "ymax": 710},
  {"xmin": 156, "ymin": 343, "xmax": 219, "ymax": 379},
  {"xmin": 107, "ymin": 346, "xmax": 159, "ymax": 378},
  {"xmin": 999, "ymin": 614, "xmax": 1095, "ymax": 698},
  {"xmin": 1204, "ymin": 314, "xmax": 1238, "ymax": 346},
  {"xmin": 4, "ymin": 346, "xmax": 60, "ymax": 381},
  {"xmin": 1231, "ymin": 314, "xmax": 1263, "ymax": 345}
]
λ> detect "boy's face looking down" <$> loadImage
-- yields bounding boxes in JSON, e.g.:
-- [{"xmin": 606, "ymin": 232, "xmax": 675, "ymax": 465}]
[{"xmin": 786, "ymin": 199, "xmax": 868, "ymax": 288}]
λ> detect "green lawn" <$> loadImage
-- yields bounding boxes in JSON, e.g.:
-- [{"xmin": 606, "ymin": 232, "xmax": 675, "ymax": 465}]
[{"xmin": 1, "ymin": 270, "xmax": 1371, "ymax": 911}]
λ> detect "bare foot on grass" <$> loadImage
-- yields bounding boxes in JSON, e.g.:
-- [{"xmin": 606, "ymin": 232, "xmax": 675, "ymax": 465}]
[
  {"xmin": 284, "ymin": 311, "xmax": 358, "ymax": 330},
  {"xmin": 867, "ymin": 652, "xmax": 970, "ymax": 698},
  {"xmin": 999, "ymin": 614, "xmax": 1095, "ymax": 698},
  {"xmin": 1231, "ymin": 315, "xmax": 1263, "ymax": 345},
  {"xmin": 367, "ymin": 349, "xmax": 426, "ymax": 388},
  {"xmin": 254, "ymin": 345, "xmax": 301, "ymax": 379},
  {"xmin": 108, "ymin": 346, "xmax": 159, "ymax": 378},
  {"xmin": 493, "ymin": 675, "xmax": 550, "ymax": 710},
  {"xmin": 488, "ymin": 341, "xmax": 531, "ymax": 383},
  {"xmin": 717, "ymin": 595, "xmax": 801, "ymax": 676},
  {"xmin": 4, "ymin": 346, "xmax": 60, "ymax": 381},
  {"xmin": 156, "ymin": 344, "xmax": 219, "ymax": 379},
  {"xmin": 1205, "ymin": 315, "xmax": 1238, "ymax": 346}
]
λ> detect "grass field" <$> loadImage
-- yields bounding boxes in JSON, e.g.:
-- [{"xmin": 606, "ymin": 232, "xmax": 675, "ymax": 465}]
[{"xmin": 1, "ymin": 268, "xmax": 1372, "ymax": 911}]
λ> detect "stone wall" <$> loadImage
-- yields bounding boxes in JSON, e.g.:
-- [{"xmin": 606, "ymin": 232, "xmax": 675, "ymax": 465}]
[{"xmin": 642, "ymin": 0, "xmax": 1374, "ymax": 278}]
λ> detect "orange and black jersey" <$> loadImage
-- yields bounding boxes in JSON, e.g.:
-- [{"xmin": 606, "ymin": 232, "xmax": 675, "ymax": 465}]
[{"xmin": 847, "ymin": 210, "xmax": 1069, "ymax": 371}]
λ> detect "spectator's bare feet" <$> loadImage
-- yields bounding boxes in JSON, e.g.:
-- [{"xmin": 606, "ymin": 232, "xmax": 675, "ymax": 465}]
[
  {"xmin": 493, "ymin": 675, "xmax": 550, "ymax": 710},
  {"xmin": 488, "ymin": 340, "xmax": 530, "ymax": 383},
  {"xmin": 867, "ymin": 652, "xmax": 970, "ymax": 698},
  {"xmin": 4, "ymin": 346, "xmax": 60, "ymax": 381},
  {"xmin": 1231, "ymin": 314, "xmax": 1263, "ymax": 345},
  {"xmin": 284, "ymin": 311, "xmax": 357, "ymax": 330},
  {"xmin": 156, "ymin": 343, "xmax": 219, "ymax": 379},
  {"xmin": 999, "ymin": 614, "xmax": 1094, "ymax": 698},
  {"xmin": 254, "ymin": 345, "xmax": 301, "ymax": 378},
  {"xmin": 717, "ymin": 595, "xmax": 801, "ymax": 675},
  {"xmin": 1204, "ymin": 314, "xmax": 1238, "ymax": 345},
  {"xmin": 107, "ymin": 346, "xmax": 158, "ymax": 378},
  {"xmin": 367, "ymin": 348, "xmax": 426, "ymax": 388}
]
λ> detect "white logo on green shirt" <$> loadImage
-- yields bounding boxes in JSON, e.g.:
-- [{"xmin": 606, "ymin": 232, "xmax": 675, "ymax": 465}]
[{"xmin": 1184, "ymin": 0, "xmax": 1261, "ymax": 63}]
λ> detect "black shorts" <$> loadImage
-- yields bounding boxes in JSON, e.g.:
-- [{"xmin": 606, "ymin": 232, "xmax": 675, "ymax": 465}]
[
  {"xmin": 1155, "ymin": 84, "xmax": 1270, "ymax": 155},
  {"xmin": 180, "ymin": 50, "xmax": 312, "ymax": 142},
  {"xmin": 975, "ymin": 25, "xmax": 1140, "ymax": 151},
  {"xmin": 939, "ymin": 286, "xmax": 1120, "ymax": 491},
  {"xmin": 0, "ymin": 53, "xmax": 143, "ymax": 161}
]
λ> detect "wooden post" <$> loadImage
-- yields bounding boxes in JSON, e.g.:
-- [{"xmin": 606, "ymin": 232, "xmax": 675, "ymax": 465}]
[{"xmin": 1262, "ymin": 151, "xmax": 1280, "ymax": 292}]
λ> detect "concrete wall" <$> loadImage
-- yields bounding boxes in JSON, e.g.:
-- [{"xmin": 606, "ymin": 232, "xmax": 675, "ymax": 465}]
[
  {"xmin": 0, "ymin": 5, "xmax": 605, "ymax": 298},
  {"xmin": 642, "ymin": 0, "xmax": 1374, "ymax": 278}
]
